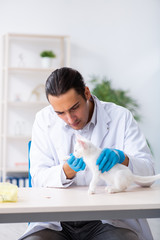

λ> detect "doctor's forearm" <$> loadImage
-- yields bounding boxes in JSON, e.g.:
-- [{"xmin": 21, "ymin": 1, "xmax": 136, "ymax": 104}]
[
  {"xmin": 122, "ymin": 154, "xmax": 129, "ymax": 167},
  {"xmin": 63, "ymin": 162, "xmax": 77, "ymax": 179}
]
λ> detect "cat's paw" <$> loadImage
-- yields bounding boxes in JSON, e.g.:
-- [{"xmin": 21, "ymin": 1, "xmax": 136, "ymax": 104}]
[
  {"xmin": 105, "ymin": 186, "xmax": 116, "ymax": 194},
  {"xmin": 88, "ymin": 188, "xmax": 95, "ymax": 195}
]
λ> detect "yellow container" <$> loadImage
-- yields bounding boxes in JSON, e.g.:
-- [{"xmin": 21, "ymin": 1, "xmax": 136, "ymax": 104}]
[{"xmin": 0, "ymin": 182, "xmax": 18, "ymax": 202}]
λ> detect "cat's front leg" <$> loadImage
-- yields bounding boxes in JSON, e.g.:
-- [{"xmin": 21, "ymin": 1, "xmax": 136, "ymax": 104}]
[{"xmin": 88, "ymin": 174, "xmax": 99, "ymax": 195}]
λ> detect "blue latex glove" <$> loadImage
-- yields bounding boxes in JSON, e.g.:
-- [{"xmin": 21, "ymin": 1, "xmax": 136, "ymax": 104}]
[
  {"xmin": 96, "ymin": 148, "xmax": 125, "ymax": 173},
  {"xmin": 67, "ymin": 154, "xmax": 86, "ymax": 172}
]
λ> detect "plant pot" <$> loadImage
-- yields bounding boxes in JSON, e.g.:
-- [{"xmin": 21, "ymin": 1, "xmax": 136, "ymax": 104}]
[{"xmin": 41, "ymin": 57, "xmax": 53, "ymax": 68}]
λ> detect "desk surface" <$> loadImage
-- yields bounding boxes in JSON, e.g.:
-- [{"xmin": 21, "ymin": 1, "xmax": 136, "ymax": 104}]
[{"xmin": 0, "ymin": 185, "xmax": 160, "ymax": 223}]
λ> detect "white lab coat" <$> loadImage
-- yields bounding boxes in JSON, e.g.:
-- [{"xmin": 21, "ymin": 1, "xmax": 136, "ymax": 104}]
[{"xmin": 19, "ymin": 96, "xmax": 154, "ymax": 240}]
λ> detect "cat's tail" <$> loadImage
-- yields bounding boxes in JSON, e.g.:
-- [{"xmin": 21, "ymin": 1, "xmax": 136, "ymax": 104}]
[{"xmin": 133, "ymin": 174, "xmax": 160, "ymax": 187}]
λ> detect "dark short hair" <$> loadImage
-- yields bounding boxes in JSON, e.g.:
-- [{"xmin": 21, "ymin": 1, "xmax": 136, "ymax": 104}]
[{"xmin": 45, "ymin": 67, "xmax": 86, "ymax": 100}]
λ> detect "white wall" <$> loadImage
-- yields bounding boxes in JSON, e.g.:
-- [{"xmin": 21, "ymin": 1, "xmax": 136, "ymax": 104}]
[{"xmin": 0, "ymin": 0, "xmax": 160, "ymax": 171}]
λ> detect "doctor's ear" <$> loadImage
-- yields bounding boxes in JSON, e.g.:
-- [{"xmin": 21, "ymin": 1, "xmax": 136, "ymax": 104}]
[{"xmin": 84, "ymin": 87, "xmax": 91, "ymax": 100}]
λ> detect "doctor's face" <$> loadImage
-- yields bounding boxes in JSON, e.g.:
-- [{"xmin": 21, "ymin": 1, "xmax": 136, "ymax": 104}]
[{"xmin": 48, "ymin": 87, "xmax": 94, "ymax": 130}]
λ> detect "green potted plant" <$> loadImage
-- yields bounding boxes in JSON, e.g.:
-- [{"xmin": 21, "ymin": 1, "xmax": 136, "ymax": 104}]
[
  {"xmin": 90, "ymin": 76, "xmax": 140, "ymax": 121},
  {"xmin": 40, "ymin": 50, "xmax": 56, "ymax": 68}
]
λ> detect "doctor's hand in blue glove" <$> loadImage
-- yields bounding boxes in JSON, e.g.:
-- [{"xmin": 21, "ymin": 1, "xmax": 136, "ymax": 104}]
[
  {"xmin": 96, "ymin": 148, "xmax": 125, "ymax": 173},
  {"xmin": 67, "ymin": 153, "xmax": 86, "ymax": 172}
]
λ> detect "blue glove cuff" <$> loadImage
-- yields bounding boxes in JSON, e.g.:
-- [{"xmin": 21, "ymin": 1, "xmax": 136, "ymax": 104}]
[
  {"xmin": 67, "ymin": 154, "xmax": 86, "ymax": 172},
  {"xmin": 115, "ymin": 149, "xmax": 125, "ymax": 163}
]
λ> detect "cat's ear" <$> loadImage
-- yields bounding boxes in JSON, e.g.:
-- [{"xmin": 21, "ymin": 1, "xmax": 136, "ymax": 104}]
[
  {"xmin": 76, "ymin": 134, "xmax": 84, "ymax": 142},
  {"xmin": 76, "ymin": 135, "xmax": 88, "ymax": 149},
  {"xmin": 77, "ymin": 139, "xmax": 88, "ymax": 149}
]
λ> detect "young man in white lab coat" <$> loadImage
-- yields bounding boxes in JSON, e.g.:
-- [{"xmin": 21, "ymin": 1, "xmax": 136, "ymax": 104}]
[{"xmin": 20, "ymin": 67, "xmax": 154, "ymax": 240}]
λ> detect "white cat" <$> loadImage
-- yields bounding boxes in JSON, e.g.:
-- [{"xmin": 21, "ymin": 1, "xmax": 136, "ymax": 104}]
[{"xmin": 73, "ymin": 135, "xmax": 160, "ymax": 194}]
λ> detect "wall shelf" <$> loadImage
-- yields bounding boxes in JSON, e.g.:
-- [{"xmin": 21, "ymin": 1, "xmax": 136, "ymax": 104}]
[{"xmin": 0, "ymin": 33, "xmax": 70, "ymax": 182}]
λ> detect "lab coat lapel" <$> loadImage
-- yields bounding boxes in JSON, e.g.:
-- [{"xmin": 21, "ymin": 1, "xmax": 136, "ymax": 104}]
[
  {"xmin": 49, "ymin": 117, "xmax": 73, "ymax": 159},
  {"xmin": 61, "ymin": 128, "xmax": 73, "ymax": 155},
  {"xmin": 91, "ymin": 97, "xmax": 111, "ymax": 148}
]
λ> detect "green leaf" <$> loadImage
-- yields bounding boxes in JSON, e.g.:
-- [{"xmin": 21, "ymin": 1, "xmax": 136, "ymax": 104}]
[{"xmin": 90, "ymin": 76, "xmax": 140, "ymax": 121}]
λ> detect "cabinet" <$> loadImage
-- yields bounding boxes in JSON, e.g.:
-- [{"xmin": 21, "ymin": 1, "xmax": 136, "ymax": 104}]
[{"xmin": 0, "ymin": 33, "xmax": 70, "ymax": 183}]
